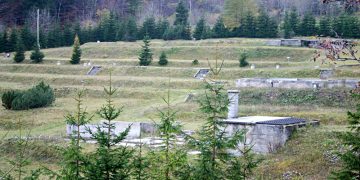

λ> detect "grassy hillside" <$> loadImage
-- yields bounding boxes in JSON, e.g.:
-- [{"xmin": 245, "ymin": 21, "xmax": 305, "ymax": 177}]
[{"xmin": 0, "ymin": 38, "xmax": 359, "ymax": 178}]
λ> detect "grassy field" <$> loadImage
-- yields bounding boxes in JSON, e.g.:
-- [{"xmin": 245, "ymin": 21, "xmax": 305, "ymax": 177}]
[{"xmin": 0, "ymin": 38, "xmax": 359, "ymax": 178}]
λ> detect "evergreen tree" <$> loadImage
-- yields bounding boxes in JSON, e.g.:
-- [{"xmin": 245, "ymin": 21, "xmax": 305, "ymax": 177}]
[
  {"xmin": 189, "ymin": 58, "xmax": 245, "ymax": 179},
  {"xmin": 158, "ymin": 51, "xmax": 168, "ymax": 66},
  {"xmin": 9, "ymin": 29, "xmax": 18, "ymax": 52},
  {"xmin": 138, "ymin": 35, "xmax": 152, "ymax": 66},
  {"xmin": 155, "ymin": 19, "xmax": 169, "ymax": 39},
  {"xmin": 239, "ymin": 53, "xmax": 249, "ymax": 67},
  {"xmin": 47, "ymin": 25, "xmax": 62, "ymax": 48},
  {"xmin": 223, "ymin": 0, "xmax": 258, "ymax": 29},
  {"xmin": 30, "ymin": 45, "xmax": 44, "ymax": 63},
  {"xmin": 140, "ymin": 17, "xmax": 156, "ymax": 39},
  {"xmin": 283, "ymin": 11, "xmax": 293, "ymax": 39},
  {"xmin": 39, "ymin": 30, "xmax": 47, "ymax": 49},
  {"xmin": 148, "ymin": 91, "xmax": 191, "ymax": 179},
  {"xmin": 123, "ymin": 18, "xmax": 138, "ymax": 42},
  {"xmin": 60, "ymin": 91, "xmax": 92, "ymax": 179},
  {"xmin": 0, "ymin": 31, "xmax": 7, "ymax": 53},
  {"xmin": 242, "ymin": 11, "xmax": 256, "ymax": 37},
  {"xmin": 300, "ymin": 13, "xmax": 317, "ymax": 36},
  {"xmin": 256, "ymin": 11, "xmax": 269, "ymax": 38},
  {"xmin": 84, "ymin": 74, "xmax": 134, "ymax": 179},
  {"xmin": 289, "ymin": 8, "xmax": 300, "ymax": 35},
  {"xmin": 194, "ymin": 17, "xmax": 206, "ymax": 40},
  {"xmin": 13, "ymin": 36, "xmax": 25, "ymax": 63},
  {"xmin": 126, "ymin": 0, "xmax": 140, "ymax": 16},
  {"xmin": 174, "ymin": 1, "xmax": 191, "ymax": 40},
  {"xmin": 20, "ymin": 25, "xmax": 36, "ymax": 50},
  {"xmin": 162, "ymin": 27, "xmax": 177, "ymax": 40},
  {"xmin": 319, "ymin": 17, "xmax": 332, "ymax": 37},
  {"xmin": 63, "ymin": 24, "xmax": 73, "ymax": 46},
  {"xmin": 70, "ymin": 35, "xmax": 81, "ymax": 64},
  {"xmin": 116, "ymin": 21, "xmax": 126, "ymax": 41},
  {"xmin": 330, "ymin": 94, "xmax": 360, "ymax": 179},
  {"xmin": 212, "ymin": 17, "xmax": 228, "ymax": 38},
  {"xmin": 174, "ymin": 1, "xmax": 189, "ymax": 26},
  {"xmin": 104, "ymin": 12, "xmax": 117, "ymax": 42}
]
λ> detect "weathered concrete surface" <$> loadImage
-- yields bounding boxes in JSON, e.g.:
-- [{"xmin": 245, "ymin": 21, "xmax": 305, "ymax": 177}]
[
  {"xmin": 236, "ymin": 78, "xmax": 359, "ymax": 89},
  {"xmin": 223, "ymin": 116, "xmax": 319, "ymax": 154},
  {"xmin": 66, "ymin": 121, "xmax": 156, "ymax": 139},
  {"xmin": 228, "ymin": 90, "xmax": 239, "ymax": 119}
]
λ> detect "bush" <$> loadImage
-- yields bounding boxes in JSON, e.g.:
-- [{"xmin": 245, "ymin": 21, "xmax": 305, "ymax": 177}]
[
  {"xmin": 30, "ymin": 47, "xmax": 45, "ymax": 63},
  {"xmin": 3, "ymin": 82, "xmax": 55, "ymax": 110},
  {"xmin": 1, "ymin": 90, "xmax": 20, "ymax": 109},
  {"xmin": 239, "ymin": 53, "xmax": 249, "ymax": 67},
  {"xmin": 158, "ymin": 51, "xmax": 168, "ymax": 66},
  {"xmin": 192, "ymin": 59, "xmax": 199, "ymax": 65}
]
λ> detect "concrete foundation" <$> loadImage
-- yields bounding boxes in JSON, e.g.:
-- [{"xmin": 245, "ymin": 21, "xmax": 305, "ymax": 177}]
[
  {"xmin": 236, "ymin": 78, "xmax": 359, "ymax": 89},
  {"xmin": 66, "ymin": 121, "xmax": 156, "ymax": 139},
  {"xmin": 223, "ymin": 116, "xmax": 319, "ymax": 153}
]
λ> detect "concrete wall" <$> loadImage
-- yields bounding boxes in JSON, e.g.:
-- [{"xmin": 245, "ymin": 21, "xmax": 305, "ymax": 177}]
[
  {"xmin": 66, "ymin": 121, "xmax": 156, "ymax": 139},
  {"xmin": 236, "ymin": 78, "xmax": 359, "ymax": 89},
  {"xmin": 224, "ymin": 123, "xmax": 302, "ymax": 153}
]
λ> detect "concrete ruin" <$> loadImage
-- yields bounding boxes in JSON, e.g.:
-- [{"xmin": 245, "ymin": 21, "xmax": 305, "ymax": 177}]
[
  {"xmin": 66, "ymin": 121, "xmax": 156, "ymax": 139},
  {"xmin": 236, "ymin": 78, "xmax": 359, "ymax": 89},
  {"xmin": 223, "ymin": 90, "xmax": 319, "ymax": 154},
  {"xmin": 266, "ymin": 39, "xmax": 319, "ymax": 48},
  {"xmin": 194, "ymin": 69, "xmax": 210, "ymax": 79},
  {"xmin": 87, "ymin": 66, "xmax": 102, "ymax": 75}
]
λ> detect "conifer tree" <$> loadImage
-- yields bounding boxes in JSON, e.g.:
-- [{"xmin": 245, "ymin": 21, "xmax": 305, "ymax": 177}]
[
  {"xmin": 9, "ymin": 29, "xmax": 18, "ymax": 52},
  {"xmin": 139, "ymin": 35, "xmax": 152, "ymax": 66},
  {"xmin": 124, "ymin": 18, "xmax": 138, "ymax": 42},
  {"xmin": 319, "ymin": 17, "xmax": 332, "ymax": 37},
  {"xmin": 289, "ymin": 8, "xmax": 300, "ymax": 35},
  {"xmin": 20, "ymin": 25, "xmax": 36, "ymax": 50},
  {"xmin": 104, "ymin": 12, "xmax": 117, "ymax": 42},
  {"xmin": 194, "ymin": 17, "xmax": 206, "ymax": 40},
  {"xmin": 174, "ymin": 1, "xmax": 189, "ymax": 26},
  {"xmin": 242, "ymin": 11, "xmax": 256, "ymax": 37},
  {"xmin": 156, "ymin": 19, "xmax": 169, "ymax": 39},
  {"xmin": 63, "ymin": 24, "xmax": 73, "ymax": 46},
  {"xmin": 300, "ymin": 13, "xmax": 317, "ymax": 36},
  {"xmin": 60, "ymin": 91, "xmax": 92, "ymax": 179},
  {"xmin": 30, "ymin": 45, "xmax": 45, "ymax": 63},
  {"xmin": 84, "ymin": 73, "xmax": 134, "ymax": 179},
  {"xmin": 212, "ymin": 17, "xmax": 228, "ymax": 38},
  {"xmin": 189, "ymin": 56, "xmax": 244, "ymax": 179},
  {"xmin": 283, "ymin": 11, "xmax": 293, "ymax": 39},
  {"xmin": 330, "ymin": 94, "xmax": 360, "ymax": 179},
  {"xmin": 148, "ymin": 89, "xmax": 190, "ymax": 180},
  {"xmin": 70, "ymin": 34, "xmax": 81, "ymax": 64},
  {"xmin": 158, "ymin": 51, "xmax": 168, "ymax": 66},
  {"xmin": 0, "ymin": 31, "xmax": 6, "ymax": 53},
  {"xmin": 140, "ymin": 17, "xmax": 156, "ymax": 39},
  {"xmin": 13, "ymin": 36, "xmax": 25, "ymax": 63}
]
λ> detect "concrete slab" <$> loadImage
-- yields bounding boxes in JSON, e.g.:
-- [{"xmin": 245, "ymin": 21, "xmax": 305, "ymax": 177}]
[{"xmin": 223, "ymin": 116, "xmax": 290, "ymax": 125}]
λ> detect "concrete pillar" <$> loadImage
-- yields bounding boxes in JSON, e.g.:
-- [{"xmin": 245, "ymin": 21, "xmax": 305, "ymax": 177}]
[{"xmin": 228, "ymin": 90, "xmax": 239, "ymax": 119}]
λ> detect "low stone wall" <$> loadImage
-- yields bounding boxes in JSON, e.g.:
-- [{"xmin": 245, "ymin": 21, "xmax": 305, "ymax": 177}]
[
  {"xmin": 66, "ymin": 121, "xmax": 156, "ymax": 139},
  {"xmin": 236, "ymin": 78, "xmax": 360, "ymax": 89}
]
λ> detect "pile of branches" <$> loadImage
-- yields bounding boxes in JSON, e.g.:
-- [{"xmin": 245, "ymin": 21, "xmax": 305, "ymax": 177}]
[{"xmin": 314, "ymin": 39, "xmax": 359, "ymax": 64}]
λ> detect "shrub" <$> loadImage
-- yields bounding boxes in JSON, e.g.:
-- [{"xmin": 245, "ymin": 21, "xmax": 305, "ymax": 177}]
[
  {"xmin": 192, "ymin": 59, "xmax": 199, "ymax": 65},
  {"xmin": 1, "ymin": 90, "xmax": 20, "ymax": 109},
  {"xmin": 30, "ymin": 46, "xmax": 45, "ymax": 63},
  {"xmin": 158, "ymin": 51, "xmax": 168, "ymax": 66},
  {"xmin": 4, "ymin": 82, "xmax": 55, "ymax": 110},
  {"xmin": 239, "ymin": 53, "xmax": 249, "ymax": 67}
]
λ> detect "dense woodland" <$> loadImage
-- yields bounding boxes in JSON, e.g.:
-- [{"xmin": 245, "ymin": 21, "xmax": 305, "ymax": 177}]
[{"xmin": 0, "ymin": 0, "xmax": 359, "ymax": 53}]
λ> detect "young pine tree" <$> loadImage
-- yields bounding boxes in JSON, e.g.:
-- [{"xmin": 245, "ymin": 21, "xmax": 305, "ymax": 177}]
[
  {"xmin": 13, "ymin": 36, "xmax": 25, "ymax": 63},
  {"xmin": 319, "ymin": 17, "xmax": 332, "ymax": 37},
  {"xmin": 139, "ymin": 35, "xmax": 152, "ymax": 66},
  {"xmin": 59, "ymin": 91, "xmax": 92, "ymax": 179},
  {"xmin": 148, "ymin": 90, "xmax": 190, "ymax": 180},
  {"xmin": 30, "ymin": 45, "xmax": 45, "ymax": 63},
  {"xmin": 189, "ymin": 55, "xmax": 244, "ymax": 180},
  {"xmin": 239, "ymin": 53, "xmax": 249, "ymax": 67},
  {"xmin": 330, "ymin": 93, "xmax": 360, "ymax": 179},
  {"xmin": 289, "ymin": 8, "xmax": 300, "ymax": 35},
  {"xmin": 283, "ymin": 11, "xmax": 293, "ymax": 39},
  {"xmin": 70, "ymin": 34, "xmax": 81, "ymax": 64},
  {"xmin": 84, "ymin": 73, "xmax": 134, "ymax": 179},
  {"xmin": 158, "ymin": 51, "xmax": 168, "ymax": 66}
]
